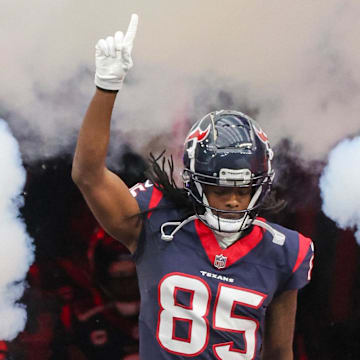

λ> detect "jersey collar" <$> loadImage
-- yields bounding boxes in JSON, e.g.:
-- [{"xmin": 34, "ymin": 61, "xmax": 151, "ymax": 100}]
[{"xmin": 195, "ymin": 218, "xmax": 265, "ymax": 269}]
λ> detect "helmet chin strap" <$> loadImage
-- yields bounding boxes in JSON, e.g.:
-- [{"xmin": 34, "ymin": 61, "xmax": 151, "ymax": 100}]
[{"xmin": 198, "ymin": 184, "xmax": 263, "ymax": 233}]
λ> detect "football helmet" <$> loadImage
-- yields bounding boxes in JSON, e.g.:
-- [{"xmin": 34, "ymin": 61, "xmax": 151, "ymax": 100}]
[{"xmin": 182, "ymin": 110, "xmax": 274, "ymax": 233}]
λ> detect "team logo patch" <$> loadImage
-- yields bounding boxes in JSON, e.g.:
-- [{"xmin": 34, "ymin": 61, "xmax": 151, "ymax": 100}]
[
  {"xmin": 185, "ymin": 123, "xmax": 211, "ymax": 143},
  {"xmin": 214, "ymin": 254, "xmax": 227, "ymax": 269}
]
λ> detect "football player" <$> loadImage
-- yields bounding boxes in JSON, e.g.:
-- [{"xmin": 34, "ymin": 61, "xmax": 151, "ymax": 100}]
[{"xmin": 72, "ymin": 14, "xmax": 314, "ymax": 360}]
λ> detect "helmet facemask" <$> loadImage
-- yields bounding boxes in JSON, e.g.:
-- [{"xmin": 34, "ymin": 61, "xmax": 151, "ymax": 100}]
[{"xmin": 183, "ymin": 168, "xmax": 273, "ymax": 233}]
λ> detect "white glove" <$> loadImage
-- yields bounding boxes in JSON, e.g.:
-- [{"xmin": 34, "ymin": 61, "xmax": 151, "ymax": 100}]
[{"xmin": 95, "ymin": 14, "xmax": 138, "ymax": 90}]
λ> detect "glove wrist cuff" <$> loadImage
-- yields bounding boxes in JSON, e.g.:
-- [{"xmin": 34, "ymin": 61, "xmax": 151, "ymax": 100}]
[
  {"xmin": 94, "ymin": 75, "xmax": 124, "ymax": 91},
  {"xmin": 96, "ymin": 86, "xmax": 119, "ymax": 93}
]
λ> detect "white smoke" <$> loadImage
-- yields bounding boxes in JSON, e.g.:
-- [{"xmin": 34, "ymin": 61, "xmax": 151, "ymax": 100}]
[
  {"xmin": 319, "ymin": 136, "xmax": 360, "ymax": 244},
  {"xmin": 0, "ymin": 119, "xmax": 34, "ymax": 340},
  {"xmin": 1, "ymin": 0, "xmax": 360, "ymax": 163}
]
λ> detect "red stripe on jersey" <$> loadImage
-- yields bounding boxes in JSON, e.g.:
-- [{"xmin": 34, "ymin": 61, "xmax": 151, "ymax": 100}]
[
  {"xmin": 195, "ymin": 219, "xmax": 264, "ymax": 269},
  {"xmin": 147, "ymin": 187, "xmax": 163, "ymax": 219},
  {"xmin": 292, "ymin": 234, "xmax": 312, "ymax": 273}
]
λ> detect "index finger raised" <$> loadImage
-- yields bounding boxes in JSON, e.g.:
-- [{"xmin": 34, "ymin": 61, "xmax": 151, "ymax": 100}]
[{"xmin": 123, "ymin": 13, "xmax": 138, "ymax": 47}]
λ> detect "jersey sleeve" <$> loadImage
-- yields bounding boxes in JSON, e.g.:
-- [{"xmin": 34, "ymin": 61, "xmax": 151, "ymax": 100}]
[
  {"xmin": 130, "ymin": 180, "xmax": 164, "ymax": 262},
  {"xmin": 284, "ymin": 234, "xmax": 315, "ymax": 291},
  {"xmin": 129, "ymin": 180, "xmax": 163, "ymax": 213}
]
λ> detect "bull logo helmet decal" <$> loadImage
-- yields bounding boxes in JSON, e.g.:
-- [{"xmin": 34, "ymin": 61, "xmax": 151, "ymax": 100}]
[
  {"xmin": 254, "ymin": 126, "xmax": 269, "ymax": 144},
  {"xmin": 253, "ymin": 123, "xmax": 269, "ymax": 144},
  {"xmin": 185, "ymin": 123, "xmax": 211, "ymax": 143}
]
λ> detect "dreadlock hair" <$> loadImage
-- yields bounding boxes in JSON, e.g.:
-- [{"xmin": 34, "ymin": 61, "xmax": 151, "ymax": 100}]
[
  {"xmin": 258, "ymin": 190, "xmax": 287, "ymax": 215},
  {"xmin": 144, "ymin": 151, "xmax": 194, "ymax": 218}
]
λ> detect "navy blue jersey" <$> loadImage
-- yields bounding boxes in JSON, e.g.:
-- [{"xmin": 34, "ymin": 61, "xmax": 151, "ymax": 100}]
[{"xmin": 130, "ymin": 181, "xmax": 314, "ymax": 360}]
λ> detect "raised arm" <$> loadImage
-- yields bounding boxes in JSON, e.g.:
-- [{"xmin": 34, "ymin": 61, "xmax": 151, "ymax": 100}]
[{"xmin": 72, "ymin": 14, "xmax": 141, "ymax": 253}]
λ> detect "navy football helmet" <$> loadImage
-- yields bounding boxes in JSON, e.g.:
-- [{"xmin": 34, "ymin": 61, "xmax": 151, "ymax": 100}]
[{"xmin": 182, "ymin": 110, "xmax": 274, "ymax": 233}]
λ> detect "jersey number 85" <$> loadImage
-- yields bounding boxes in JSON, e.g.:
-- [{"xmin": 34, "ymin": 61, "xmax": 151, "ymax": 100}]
[{"xmin": 156, "ymin": 273, "xmax": 267, "ymax": 359}]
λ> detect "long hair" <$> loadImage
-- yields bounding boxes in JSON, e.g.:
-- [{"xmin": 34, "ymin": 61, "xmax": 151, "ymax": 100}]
[{"xmin": 144, "ymin": 151, "xmax": 194, "ymax": 218}]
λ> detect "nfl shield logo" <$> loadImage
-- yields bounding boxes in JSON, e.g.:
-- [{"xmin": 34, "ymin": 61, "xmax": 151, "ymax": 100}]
[{"xmin": 214, "ymin": 254, "xmax": 227, "ymax": 269}]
